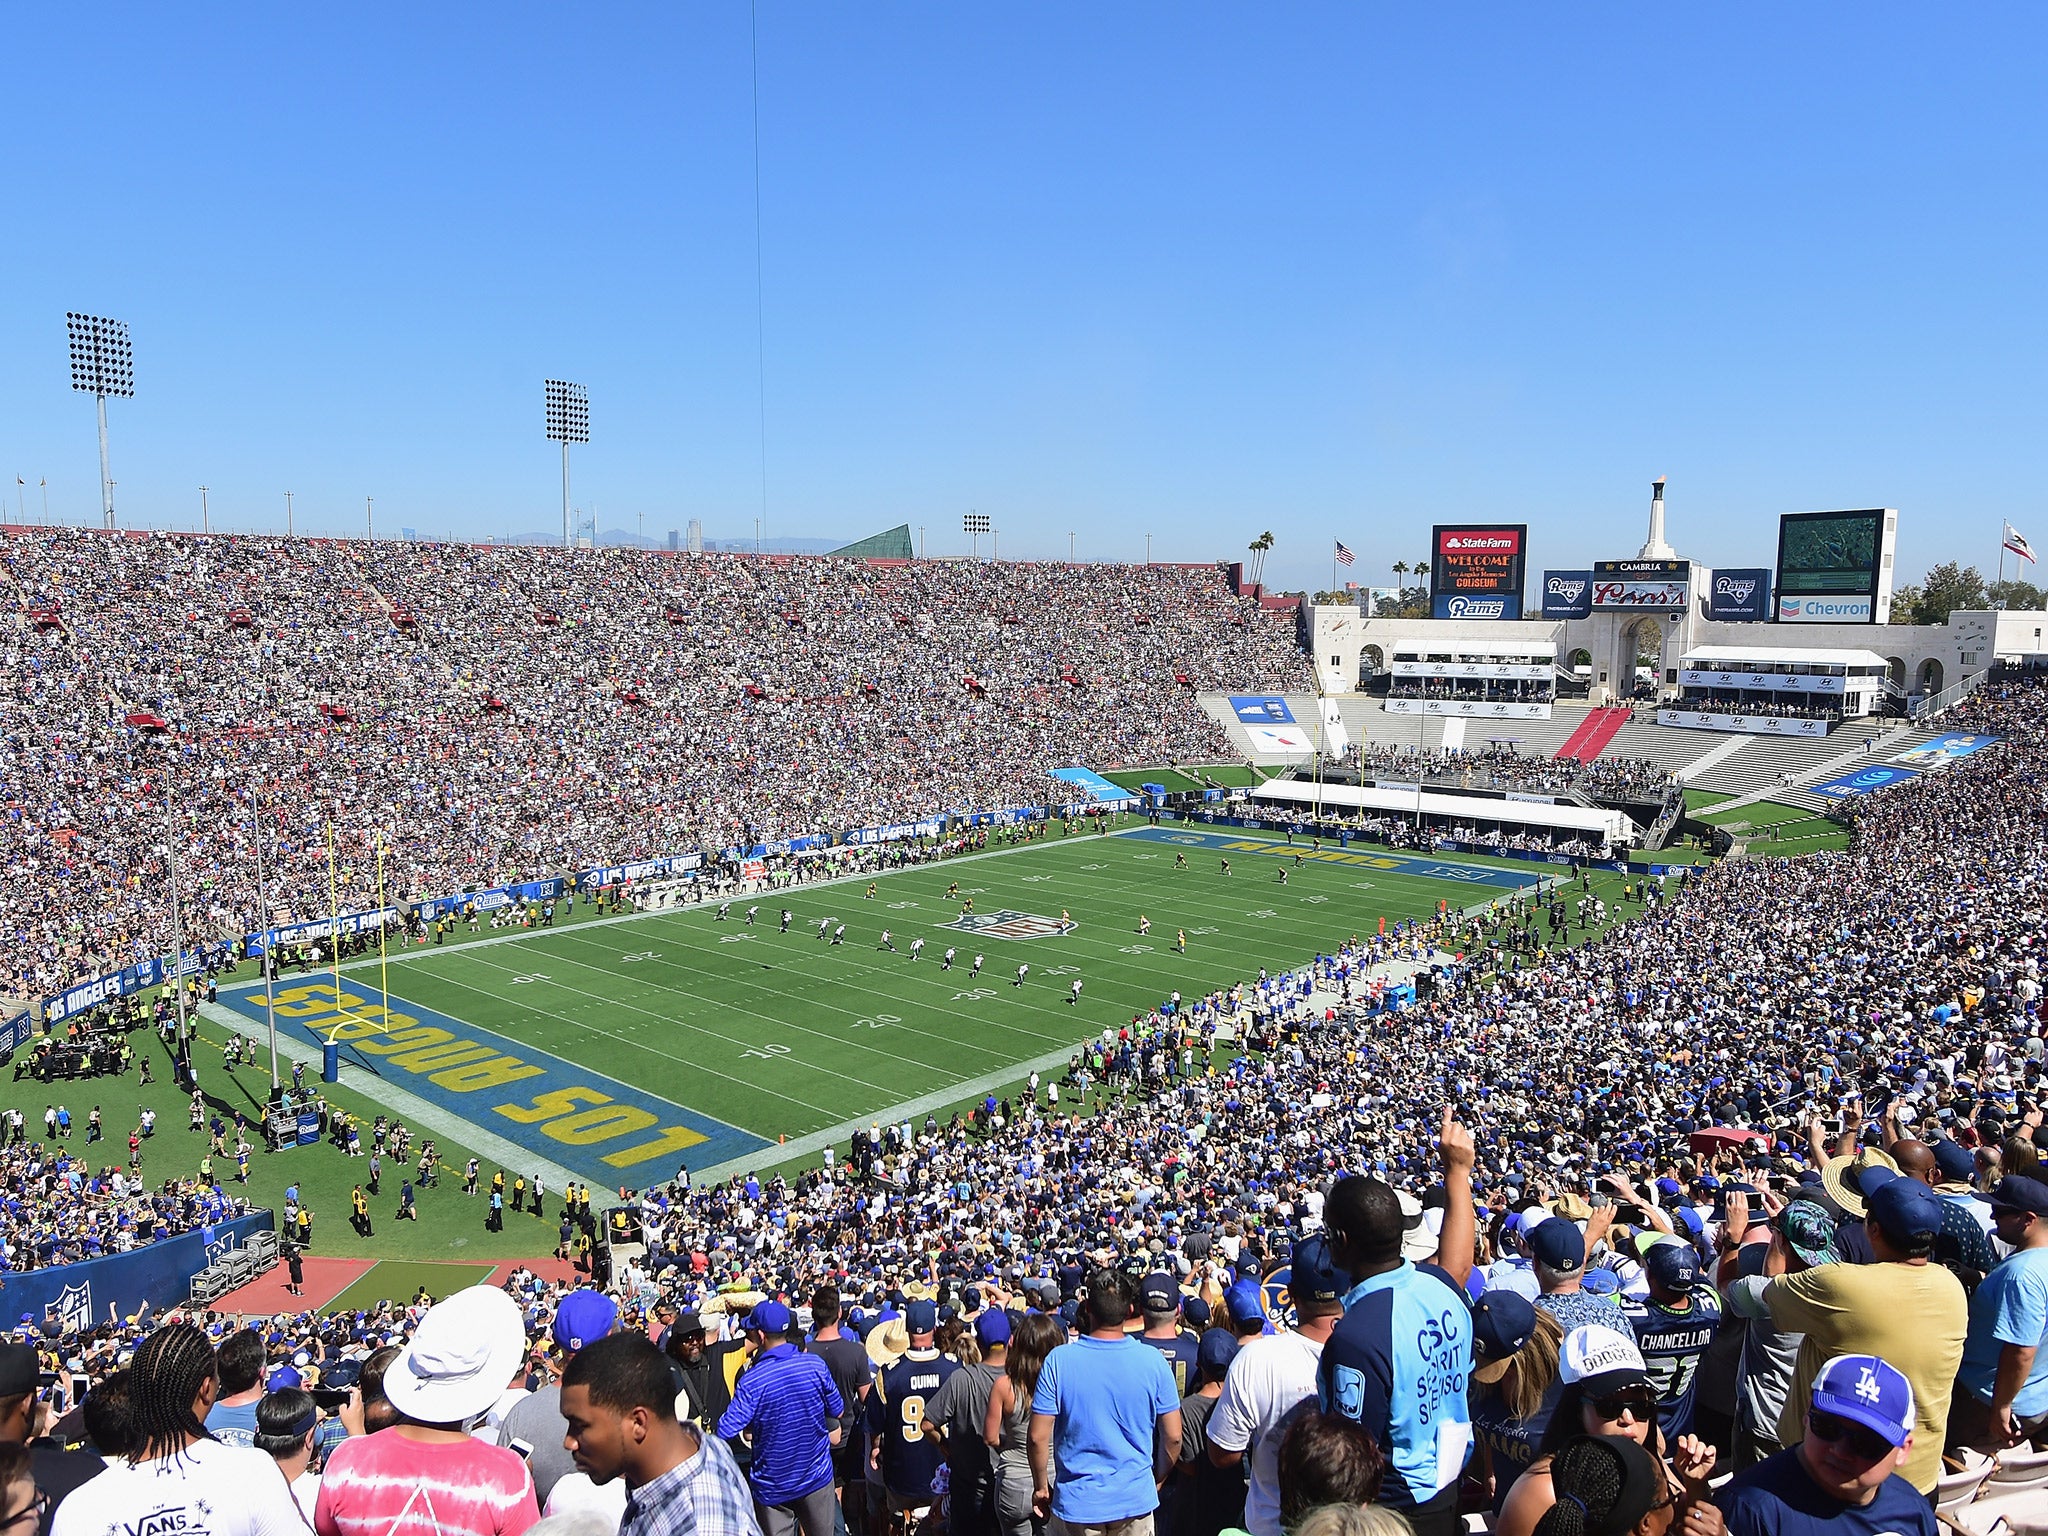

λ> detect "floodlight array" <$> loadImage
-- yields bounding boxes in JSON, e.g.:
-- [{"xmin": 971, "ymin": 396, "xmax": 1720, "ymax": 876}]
[
  {"xmin": 545, "ymin": 379, "xmax": 590, "ymax": 444},
  {"xmin": 66, "ymin": 312, "xmax": 134, "ymax": 397}
]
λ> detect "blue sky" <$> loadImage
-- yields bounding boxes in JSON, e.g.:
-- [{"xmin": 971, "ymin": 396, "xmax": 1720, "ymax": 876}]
[{"xmin": 2, "ymin": 5, "xmax": 2042, "ymax": 590}]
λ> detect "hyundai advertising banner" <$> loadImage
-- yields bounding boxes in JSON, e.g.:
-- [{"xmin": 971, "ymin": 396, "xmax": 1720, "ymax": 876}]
[
  {"xmin": 1540, "ymin": 570, "xmax": 1593, "ymax": 620},
  {"xmin": 1430, "ymin": 525, "xmax": 1526, "ymax": 619},
  {"xmin": 1706, "ymin": 568, "xmax": 1773, "ymax": 622}
]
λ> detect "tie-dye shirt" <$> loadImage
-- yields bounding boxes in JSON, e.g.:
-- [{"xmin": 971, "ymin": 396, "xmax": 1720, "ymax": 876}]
[{"xmin": 315, "ymin": 1427, "xmax": 539, "ymax": 1536}]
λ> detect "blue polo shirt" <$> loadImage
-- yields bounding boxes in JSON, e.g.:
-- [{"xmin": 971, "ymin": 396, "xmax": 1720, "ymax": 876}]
[
  {"xmin": 717, "ymin": 1341, "xmax": 844, "ymax": 1505},
  {"xmin": 1032, "ymin": 1334, "xmax": 1179, "ymax": 1524},
  {"xmin": 1316, "ymin": 1262, "xmax": 1473, "ymax": 1510}
]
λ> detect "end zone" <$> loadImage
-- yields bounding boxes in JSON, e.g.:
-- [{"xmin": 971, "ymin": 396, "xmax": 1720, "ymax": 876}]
[
  {"xmin": 1118, "ymin": 825, "xmax": 1546, "ymax": 890},
  {"xmin": 219, "ymin": 979, "xmax": 772, "ymax": 1180}
]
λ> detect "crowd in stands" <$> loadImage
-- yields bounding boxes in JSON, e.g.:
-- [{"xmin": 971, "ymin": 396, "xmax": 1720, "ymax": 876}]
[
  {"xmin": 1, "ymin": 531, "xmax": 1308, "ymax": 1000},
  {"xmin": 0, "ymin": 1125, "xmax": 252, "ymax": 1271},
  {"xmin": 5, "ymin": 678, "xmax": 2048, "ymax": 1535},
  {"xmin": 1347, "ymin": 746, "xmax": 1675, "ymax": 808},
  {"xmin": 1666, "ymin": 696, "xmax": 1844, "ymax": 723}
]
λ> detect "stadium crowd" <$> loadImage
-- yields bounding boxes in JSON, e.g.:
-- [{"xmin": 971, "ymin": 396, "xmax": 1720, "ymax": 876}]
[
  {"xmin": 1, "ymin": 531, "xmax": 1308, "ymax": 1001},
  {"xmin": 1347, "ymin": 746, "xmax": 1674, "ymax": 808},
  {"xmin": 5, "ymin": 676, "xmax": 2048, "ymax": 1534}
]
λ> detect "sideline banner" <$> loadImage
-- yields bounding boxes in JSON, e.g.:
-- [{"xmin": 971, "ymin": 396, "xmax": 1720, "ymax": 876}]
[{"xmin": 1810, "ymin": 766, "xmax": 1918, "ymax": 799}]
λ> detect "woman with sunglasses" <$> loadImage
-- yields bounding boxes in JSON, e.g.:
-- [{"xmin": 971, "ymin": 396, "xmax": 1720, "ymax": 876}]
[{"xmin": 1497, "ymin": 1328, "xmax": 1722, "ymax": 1536}]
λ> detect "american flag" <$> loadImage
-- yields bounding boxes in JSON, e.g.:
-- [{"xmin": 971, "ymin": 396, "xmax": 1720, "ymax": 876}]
[{"xmin": 1334, "ymin": 540, "xmax": 1355, "ymax": 566}]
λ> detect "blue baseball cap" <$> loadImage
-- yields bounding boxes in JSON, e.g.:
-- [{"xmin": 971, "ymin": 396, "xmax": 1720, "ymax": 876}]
[
  {"xmin": 1812, "ymin": 1354, "xmax": 1914, "ymax": 1448},
  {"xmin": 904, "ymin": 1299, "xmax": 938, "ymax": 1335},
  {"xmin": 1865, "ymin": 1176, "xmax": 1943, "ymax": 1245},
  {"xmin": 1932, "ymin": 1139, "xmax": 1976, "ymax": 1184},
  {"xmin": 1470, "ymin": 1290, "xmax": 1537, "ymax": 1379},
  {"xmin": 1197, "ymin": 1328, "xmax": 1240, "ymax": 1375},
  {"xmin": 265, "ymin": 1364, "xmax": 303, "ymax": 1391},
  {"xmin": 1224, "ymin": 1280, "xmax": 1266, "ymax": 1326},
  {"xmin": 744, "ymin": 1299, "xmax": 792, "ymax": 1335},
  {"xmin": 1288, "ymin": 1235, "xmax": 1347, "ymax": 1309},
  {"xmin": 1528, "ymin": 1218, "xmax": 1586, "ymax": 1275},
  {"xmin": 974, "ymin": 1310, "xmax": 1011, "ymax": 1348},
  {"xmin": 552, "ymin": 1290, "xmax": 618, "ymax": 1351},
  {"xmin": 1643, "ymin": 1241, "xmax": 1700, "ymax": 1294},
  {"xmin": 1182, "ymin": 1296, "xmax": 1212, "ymax": 1328}
]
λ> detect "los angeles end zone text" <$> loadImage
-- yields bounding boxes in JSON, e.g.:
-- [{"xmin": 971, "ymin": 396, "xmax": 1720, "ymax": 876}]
[{"xmin": 222, "ymin": 981, "xmax": 771, "ymax": 1181}]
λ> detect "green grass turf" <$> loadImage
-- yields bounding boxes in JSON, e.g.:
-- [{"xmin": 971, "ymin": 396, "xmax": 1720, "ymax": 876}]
[
  {"xmin": 1694, "ymin": 798, "xmax": 1851, "ymax": 854},
  {"xmin": 1102, "ymin": 764, "xmax": 1268, "ymax": 792},
  {"xmin": 314, "ymin": 826, "xmax": 1554, "ymax": 1158},
  {"xmin": 1682, "ymin": 789, "xmax": 1734, "ymax": 813},
  {"xmin": 324, "ymin": 1260, "xmax": 495, "ymax": 1312},
  {"xmin": 17, "ymin": 827, "xmax": 1675, "ymax": 1263},
  {"xmin": 0, "ymin": 904, "xmax": 661, "ymax": 1264}
]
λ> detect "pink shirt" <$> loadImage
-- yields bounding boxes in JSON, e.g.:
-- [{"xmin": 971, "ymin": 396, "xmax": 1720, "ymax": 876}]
[{"xmin": 315, "ymin": 1427, "xmax": 539, "ymax": 1536}]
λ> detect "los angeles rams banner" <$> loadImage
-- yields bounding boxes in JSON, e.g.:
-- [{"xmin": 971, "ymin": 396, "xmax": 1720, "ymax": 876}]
[{"xmin": 1706, "ymin": 568, "xmax": 1772, "ymax": 621}]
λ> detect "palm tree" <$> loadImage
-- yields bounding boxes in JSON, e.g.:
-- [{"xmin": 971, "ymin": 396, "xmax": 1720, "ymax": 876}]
[
  {"xmin": 1392, "ymin": 559, "xmax": 1409, "ymax": 592},
  {"xmin": 1245, "ymin": 531, "xmax": 1276, "ymax": 590}
]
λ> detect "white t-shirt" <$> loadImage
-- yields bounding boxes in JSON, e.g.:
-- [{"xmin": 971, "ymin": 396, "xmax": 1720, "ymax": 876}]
[
  {"xmin": 291, "ymin": 1470, "xmax": 321, "ymax": 1524},
  {"xmin": 1207, "ymin": 1329, "xmax": 1324, "ymax": 1536},
  {"xmin": 52, "ymin": 1439, "xmax": 308, "ymax": 1536}
]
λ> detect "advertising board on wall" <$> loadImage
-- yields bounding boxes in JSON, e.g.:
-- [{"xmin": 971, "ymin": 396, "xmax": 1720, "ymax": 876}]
[
  {"xmin": 1656, "ymin": 708, "xmax": 1829, "ymax": 738},
  {"xmin": 1430, "ymin": 525, "xmax": 1527, "ymax": 619},
  {"xmin": 1706, "ymin": 568, "xmax": 1773, "ymax": 622},
  {"xmin": 1775, "ymin": 509, "xmax": 1896, "ymax": 623},
  {"xmin": 1591, "ymin": 559, "xmax": 1692, "ymax": 610},
  {"xmin": 1540, "ymin": 571, "xmax": 1593, "ymax": 620}
]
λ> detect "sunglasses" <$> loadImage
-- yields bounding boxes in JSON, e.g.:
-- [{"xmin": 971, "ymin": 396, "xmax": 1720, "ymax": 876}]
[
  {"xmin": 1588, "ymin": 1391, "xmax": 1658, "ymax": 1423},
  {"xmin": 1807, "ymin": 1409, "xmax": 1895, "ymax": 1463},
  {"xmin": 0, "ymin": 1492, "xmax": 49, "ymax": 1534}
]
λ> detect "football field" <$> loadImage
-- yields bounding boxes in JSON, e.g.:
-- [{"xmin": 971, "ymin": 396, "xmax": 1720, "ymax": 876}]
[{"xmin": 217, "ymin": 825, "xmax": 1550, "ymax": 1187}]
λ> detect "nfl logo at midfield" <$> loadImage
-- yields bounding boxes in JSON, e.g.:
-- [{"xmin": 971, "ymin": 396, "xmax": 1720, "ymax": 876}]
[{"xmin": 938, "ymin": 909, "xmax": 1068, "ymax": 940}]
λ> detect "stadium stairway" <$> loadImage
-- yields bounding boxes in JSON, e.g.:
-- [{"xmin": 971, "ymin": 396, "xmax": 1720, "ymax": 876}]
[{"xmin": 1554, "ymin": 707, "xmax": 1630, "ymax": 762}]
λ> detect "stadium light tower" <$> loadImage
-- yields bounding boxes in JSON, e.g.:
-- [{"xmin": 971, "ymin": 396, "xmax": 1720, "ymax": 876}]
[
  {"xmin": 964, "ymin": 510, "xmax": 990, "ymax": 560},
  {"xmin": 545, "ymin": 379, "xmax": 590, "ymax": 550},
  {"xmin": 66, "ymin": 312, "xmax": 133, "ymax": 530}
]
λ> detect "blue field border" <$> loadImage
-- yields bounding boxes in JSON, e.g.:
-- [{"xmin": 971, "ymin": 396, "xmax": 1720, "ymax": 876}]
[
  {"xmin": 1120, "ymin": 825, "xmax": 1544, "ymax": 890},
  {"xmin": 219, "ymin": 978, "xmax": 772, "ymax": 1181}
]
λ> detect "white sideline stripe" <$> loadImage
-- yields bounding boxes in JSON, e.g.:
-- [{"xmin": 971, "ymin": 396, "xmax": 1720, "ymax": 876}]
[{"xmin": 197, "ymin": 999, "xmax": 582, "ymax": 1193}]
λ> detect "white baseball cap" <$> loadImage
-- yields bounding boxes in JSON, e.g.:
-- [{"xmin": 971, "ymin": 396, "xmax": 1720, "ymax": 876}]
[{"xmin": 1559, "ymin": 1325, "xmax": 1649, "ymax": 1397}]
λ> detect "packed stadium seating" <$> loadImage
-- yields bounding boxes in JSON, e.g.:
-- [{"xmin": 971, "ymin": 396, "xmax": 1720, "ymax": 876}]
[{"xmin": 1, "ymin": 530, "xmax": 1311, "ymax": 1000}]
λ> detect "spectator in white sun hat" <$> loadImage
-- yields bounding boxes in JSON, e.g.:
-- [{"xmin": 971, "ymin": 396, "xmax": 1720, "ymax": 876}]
[{"xmin": 315, "ymin": 1284, "xmax": 539, "ymax": 1536}]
